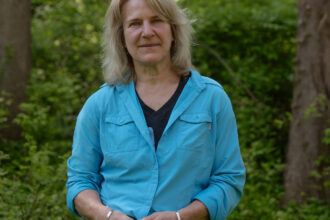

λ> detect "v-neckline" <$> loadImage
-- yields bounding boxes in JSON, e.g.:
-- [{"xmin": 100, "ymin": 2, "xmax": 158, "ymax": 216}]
[{"xmin": 136, "ymin": 76, "xmax": 184, "ymax": 114}]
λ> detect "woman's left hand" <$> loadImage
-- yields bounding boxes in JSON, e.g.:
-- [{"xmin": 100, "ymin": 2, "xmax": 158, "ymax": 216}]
[{"xmin": 141, "ymin": 211, "xmax": 177, "ymax": 220}]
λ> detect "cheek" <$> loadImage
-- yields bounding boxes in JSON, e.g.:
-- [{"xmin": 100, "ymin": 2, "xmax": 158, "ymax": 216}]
[
  {"xmin": 124, "ymin": 30, "xmax": 139, "ymax": 44},
  {"xmin": 163, "ymin": 28, "xmax": 174, "ymax": 44},
  {"xmin": 165, "ymin": 24, "xmax": 173, "ymax": 40},
  {"xmin": 164, "ymin": 29, "xmax": 174, "ymax": 45}
]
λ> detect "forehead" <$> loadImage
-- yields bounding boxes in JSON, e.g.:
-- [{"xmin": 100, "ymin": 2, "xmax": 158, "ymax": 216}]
[{"xmin": 122, "ymin": 0, "xmax": 162, "ymax": 22}]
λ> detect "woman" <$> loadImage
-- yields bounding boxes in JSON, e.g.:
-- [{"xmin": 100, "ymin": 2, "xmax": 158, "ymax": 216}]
[{"xmin": 66, "ymin": 0, "xmax": 245, "ymax": 219}]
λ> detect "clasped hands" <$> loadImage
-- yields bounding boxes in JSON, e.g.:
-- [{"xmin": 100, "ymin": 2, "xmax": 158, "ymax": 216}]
[{"xmin": 109, "ymin": 210, "xmax": 178, "ymax": 220}]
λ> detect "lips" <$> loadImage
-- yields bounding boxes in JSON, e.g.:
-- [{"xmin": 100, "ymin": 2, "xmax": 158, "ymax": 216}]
[{"xmin": 138, "ymin": 44, "xmax": 160, "ymax": 48}]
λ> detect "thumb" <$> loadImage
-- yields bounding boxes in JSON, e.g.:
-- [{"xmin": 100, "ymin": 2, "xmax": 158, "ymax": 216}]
[{"xmin": 142, "ymin": 212, "xmax": 160, "ymax": 220}]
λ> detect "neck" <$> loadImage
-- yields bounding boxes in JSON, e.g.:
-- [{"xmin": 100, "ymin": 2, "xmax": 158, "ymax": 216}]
[
  {"xmin": 134, "ymin": 62, "xmax": 179, "ymax": 86},
  {"xmin": 134, "ymin": 63, "xmax": 182, "ymax": 112}
]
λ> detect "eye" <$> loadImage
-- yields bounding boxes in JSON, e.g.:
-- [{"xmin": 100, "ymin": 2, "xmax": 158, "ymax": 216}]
[
  {"xmin": 128, "ymin": 21, "xmax": 141, "ymax": 27},
  {"xmin": 152, "ymin": 18, "xmax": 163, "ymax": 23}
]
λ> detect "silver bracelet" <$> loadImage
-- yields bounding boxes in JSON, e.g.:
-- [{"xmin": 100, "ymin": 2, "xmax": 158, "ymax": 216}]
[
  {"xmin": 176, "ymin": 211, "xmax": 181, "ymax": 220},
  {"xmin": 105, "ymin": 209, "xmax": 112, "ymax": 220}
]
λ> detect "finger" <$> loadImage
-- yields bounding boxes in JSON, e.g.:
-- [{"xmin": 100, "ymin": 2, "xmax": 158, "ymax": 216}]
[
  {"xmin": 153, "ymin": 211, "xmax": 176, "ymax": 220},
  {"xmin": 110, "ymin": 210, "xmax": 133, "ymax": 220},
  {"xmin": 142, "ymin": 212, "xmax": 160, "ymax": 220}
]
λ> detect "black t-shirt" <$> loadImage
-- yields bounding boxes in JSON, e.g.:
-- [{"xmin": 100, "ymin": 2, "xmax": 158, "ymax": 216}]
[{"xmin": 137, "ymin": 75, "xmax": 189, "ymax": 149}]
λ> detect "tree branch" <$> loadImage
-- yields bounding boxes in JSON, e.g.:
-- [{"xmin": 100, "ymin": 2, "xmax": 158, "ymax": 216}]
[{"xmin": 196, "ymin": 41, "xmax": 261, "ymax": 104}]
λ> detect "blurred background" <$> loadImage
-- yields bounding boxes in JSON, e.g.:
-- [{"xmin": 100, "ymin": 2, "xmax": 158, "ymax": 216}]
[{"xmin": 0, "ymin": 0, "xmax": 329, "ymax": 219}]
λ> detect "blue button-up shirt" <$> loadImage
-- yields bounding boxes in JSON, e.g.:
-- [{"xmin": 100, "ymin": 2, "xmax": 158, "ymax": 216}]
[{"xmin": 66, "ymin": 70, "xmax": 245, "ymax": 220}]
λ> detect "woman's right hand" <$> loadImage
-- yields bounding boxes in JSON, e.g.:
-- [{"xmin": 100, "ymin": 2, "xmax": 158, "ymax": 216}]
[
  {"xmin": 92, "ymin": 209, "xmax": 134, "ymax": 220},
  {"xmin": 74, "ymin": 189, "xmax": 134, "ymax": 220}
]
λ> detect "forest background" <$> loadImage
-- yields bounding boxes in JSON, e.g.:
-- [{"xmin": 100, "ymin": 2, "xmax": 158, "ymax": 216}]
[{"xmin": 0, "ymin": 0, "xmax": 329, "ymax": 219}]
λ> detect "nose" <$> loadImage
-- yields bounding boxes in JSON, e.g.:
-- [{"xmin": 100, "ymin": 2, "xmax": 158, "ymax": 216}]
[{"xmin": 142, "ymin": 22, "xmax": 154, "ymax": 38}]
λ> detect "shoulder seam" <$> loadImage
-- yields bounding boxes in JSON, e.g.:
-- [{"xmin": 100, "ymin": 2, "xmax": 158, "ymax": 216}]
[
  {"xmin": 202, "ymin": 76, "xmax": 223, "ymax": 89},
  {"xmin": 205, "ymin": 81, "xmax": 222, "ymax": 88}
]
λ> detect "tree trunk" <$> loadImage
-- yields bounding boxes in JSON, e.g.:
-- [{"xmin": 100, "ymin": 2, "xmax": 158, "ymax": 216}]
[
  {"xmin": 285, "ymin": 0, "xmax": 330, "ymax": 204},
  {"xmin": 0, "ymin": 0, "xmax": 31, "ymax": 139}
]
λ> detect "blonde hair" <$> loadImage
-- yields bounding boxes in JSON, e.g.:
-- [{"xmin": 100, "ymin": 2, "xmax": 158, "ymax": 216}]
[{"xmin": 102, "ymin": 0, "xmax": 194, "ymax": 85}]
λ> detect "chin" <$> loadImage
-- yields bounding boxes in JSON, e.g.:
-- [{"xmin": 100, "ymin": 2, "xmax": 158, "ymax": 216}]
[{"xmin": 138, "ymin": 57, "xmax": 164, "ymax": 65}]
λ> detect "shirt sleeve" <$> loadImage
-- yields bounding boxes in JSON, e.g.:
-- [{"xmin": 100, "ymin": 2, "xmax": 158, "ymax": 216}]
[
  {"xmin": 66, "ymin": 96, "xmax": 104, "ymax": 216},
  {"xmin": 193, "ymin": 91, "xmax": 246, "ymax": 220}
]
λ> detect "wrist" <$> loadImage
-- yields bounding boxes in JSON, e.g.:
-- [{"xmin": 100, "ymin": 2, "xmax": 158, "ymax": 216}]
[
  {"xmin": 177, "ymin": 200, "xmax": 209, "ymax": 220},
  {"xmin": 176, "ymin": 211, "xmax": 181, "ymax": 220},
  {"xmin": 94, "ymin": 205, "xmax": 111, "ymax": 220},
  {"xmin": 105, "ymin": 208, "xmax": 113, "ymax": 220}
]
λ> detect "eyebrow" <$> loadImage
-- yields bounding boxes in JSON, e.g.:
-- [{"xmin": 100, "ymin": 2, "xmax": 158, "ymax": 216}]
[{"xmin": 126, "ymin": 15, "xmax": 163, "ymax": 23}]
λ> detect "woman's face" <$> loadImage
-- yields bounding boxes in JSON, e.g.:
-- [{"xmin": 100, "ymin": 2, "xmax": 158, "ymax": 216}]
[{"xmin": 122, "ymin": 0, "xmax": 173, "ymax": 68}]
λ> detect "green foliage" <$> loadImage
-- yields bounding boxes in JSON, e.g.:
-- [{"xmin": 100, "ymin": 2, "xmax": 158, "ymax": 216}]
[
  {"xmin": 303, "ymin": 95, "xmax": 330, "ymax": 203},
  {"xmin": 0, "ymin": 0, "xmax": 106, "ymax": 219},
  {"xmin": 0, "ymin": 0, "xmax": 329, "ymax": 219},
  {"xmin": 323, "ymin": 126, "xmax": 330, "ymax": 145},
  {"xmin": 0, "ymin": 149, "xmax": 69, "ymax": 219},
  {"xmin": 0, "ymin": 91, "xmax": 11, "ymax": 130},
  {"xmin": 181, "ymin": 0, "xmax": 328, "ymax": 219},
  {"xmin": 275, "ymin": 199, "xmax": 330, "ymax": 220},
  {"xmin": 0, "ymin": 45, "xmax": 15, "ymax": 80},
  {"xmin": 304, "ymin": 94, "xmax": 329, "ymax": 119}
]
